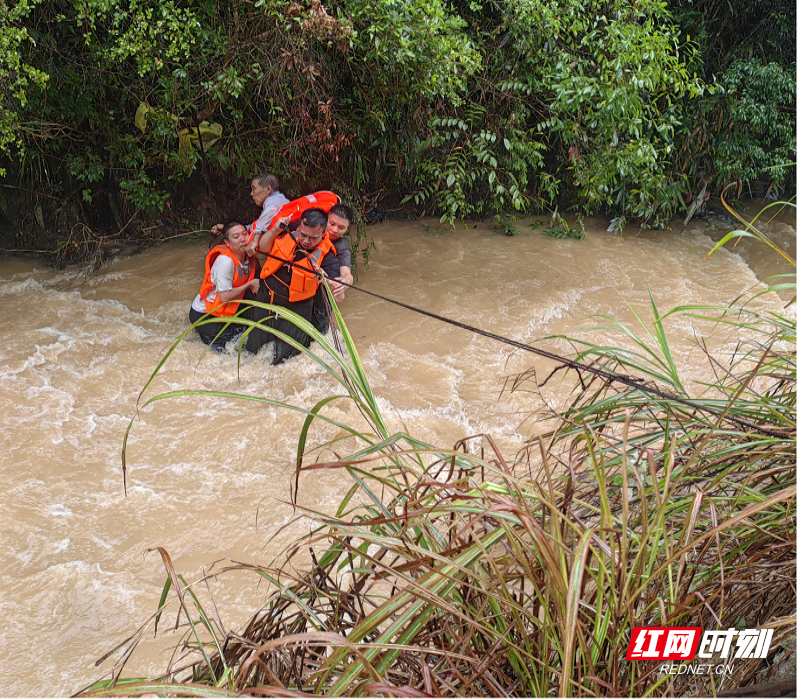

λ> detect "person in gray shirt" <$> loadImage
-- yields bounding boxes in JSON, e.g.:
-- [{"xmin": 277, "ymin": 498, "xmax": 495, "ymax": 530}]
[
  {"xmin": 313, "ymin": 203, "xmax": 354, "ymax": 334},
  {"xmin": 211, "ymin": 173, "xmax": 289, "ymax": 254}
]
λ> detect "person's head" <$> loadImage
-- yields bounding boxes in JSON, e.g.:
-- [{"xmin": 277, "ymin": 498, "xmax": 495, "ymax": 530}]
[
  {"xmin": 327, "ymin": 203, "xmax": 353, "ymax": 241},
  {"xmin": 221, "ymin": 221, "xmax": 248, "ymax": 254},
  {"xmin": 250, "ymin": 173, "xmax": 280, "ymax": 207},
  {"xmin": 295, "ymin": 208, "xmax": 328, "ymax": 251}
]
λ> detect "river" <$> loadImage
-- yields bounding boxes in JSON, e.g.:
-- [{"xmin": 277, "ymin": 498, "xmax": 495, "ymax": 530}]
[{"xmin": 0, "ymin": 209, "xmax": 794, "ymax": 696}]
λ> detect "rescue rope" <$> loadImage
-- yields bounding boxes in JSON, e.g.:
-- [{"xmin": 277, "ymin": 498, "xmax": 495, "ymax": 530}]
[{"xmin": 258, "ymin": 250, "xmax": 792, "ymax": 439}]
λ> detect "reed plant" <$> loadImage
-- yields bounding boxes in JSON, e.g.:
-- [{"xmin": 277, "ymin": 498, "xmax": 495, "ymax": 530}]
[{"xmin": 91, "ymin": 233, "xmax": 795, "ymax": 697}]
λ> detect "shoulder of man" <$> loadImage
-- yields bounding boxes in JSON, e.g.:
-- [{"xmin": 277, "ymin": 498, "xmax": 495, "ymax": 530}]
[
  {"xmin": 264, "ymin": 191, "xmax": 290, "ymax": 208},
  {"xmin": 320, "ymin": 246, "xmax": 341, "ymax": 268},
  {"xmin": 210, "ymin": 253, "xmax": 236, "ymax": 286},
  {"xmin": 268, "ymin": 229, "xmax": 293, "ymax": 251},
  {"xmin": 211, "ymin": 252, "xmax": 236, "ymax": 270},
  {"xmin": 333, "ymin": 237, "xmax": 351, "ymax": 253}
]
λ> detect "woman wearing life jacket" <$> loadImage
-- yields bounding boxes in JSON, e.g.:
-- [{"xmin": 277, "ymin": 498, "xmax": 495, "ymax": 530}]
[
  {"xmin": 245, "ymin": 207, "xmax": 340, "ymax": 364},
  {"xmin": 190, "ymin": 221, "xmax": 260, "ymax": 350},
  {"xmin": 248, "ymin": 191, "xmax": 340, "ymax": 256}
]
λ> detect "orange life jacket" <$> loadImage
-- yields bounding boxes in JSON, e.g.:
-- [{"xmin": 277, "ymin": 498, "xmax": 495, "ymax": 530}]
[
  {"xmin": 246, "ymin": 191, "xmax": 340, "ymax": 245},
  {"xmin": 260, "ymin": 231, "xmax": 335, "ymax": 302},
  {"xmin": 199, "ymin": 244, "xmax": 256, "ymax": 317},
  {"xmin": 268, "ymin": 191, "xmax": 339, "ymax": 229}
]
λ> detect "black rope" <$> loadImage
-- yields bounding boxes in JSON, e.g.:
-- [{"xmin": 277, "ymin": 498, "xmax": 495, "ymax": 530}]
[{"xmin": 254, "ymin": 250, "xmax": 791, "ymax": 440}]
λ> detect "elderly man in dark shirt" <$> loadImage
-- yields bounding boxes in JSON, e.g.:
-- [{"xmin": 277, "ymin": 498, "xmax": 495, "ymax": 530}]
[{"xmin": 245, "ymin": 208, "xmax": 340, "ymax": 364}]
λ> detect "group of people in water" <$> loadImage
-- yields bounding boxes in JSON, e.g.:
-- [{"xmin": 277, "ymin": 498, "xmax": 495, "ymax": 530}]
[{"xmin": 190, "ymin": 172, "xmax": 356, "ymax": 364}]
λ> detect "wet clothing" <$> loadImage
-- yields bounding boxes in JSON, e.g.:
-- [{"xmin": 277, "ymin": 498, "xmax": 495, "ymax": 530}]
[
  {"xmin": 245, "ymin": 232, "xmax": 340, "ymax": 364},
  {"xmin": 311, "ymin": 292, "xmax": 331, "ymax": 336},
  {"xmin": 190, "ymin": 246, "xmax": 258, "ymax": 351},
  {"xmin": 247, "ymin": 191, "xmax": 290, "ymax": 242},
  {"xmin": 312, "ymin": 236, "xmax": 352, "ymax": 335},
  {"xmin": 332, "ymin": 236, "xmax": 351, "ymax": 270},
  {"xmin": 193, "ymin": 245, "xmax": 255, "ymax": 317},
  {"xmin": 189, "ymin": 298, "xmax": 256, "ymax": 351},
  {"xmin": 259, "ymin": 230, "xmax": 336, "ymax": 301}
]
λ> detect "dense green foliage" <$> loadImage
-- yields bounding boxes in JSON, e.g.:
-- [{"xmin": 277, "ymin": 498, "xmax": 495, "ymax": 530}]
[{"xmin": 0, "ymin": 0, "xmax": 795, "ymax": 250}]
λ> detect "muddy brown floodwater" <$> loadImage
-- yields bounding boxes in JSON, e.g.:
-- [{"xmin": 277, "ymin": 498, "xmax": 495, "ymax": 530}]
[{"xmin": 0, "ymin": 208, "xmax": 794, "ymax": 696}]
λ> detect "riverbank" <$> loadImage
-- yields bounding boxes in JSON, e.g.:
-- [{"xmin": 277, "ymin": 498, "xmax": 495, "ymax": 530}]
[{"xmin": 1, "ymin": 194, "xmax": 794, "ymax": 287}]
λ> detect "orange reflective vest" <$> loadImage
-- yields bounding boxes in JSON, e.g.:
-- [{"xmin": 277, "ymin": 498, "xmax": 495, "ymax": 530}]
[
  {"xmin": 199, "ymin": 245, "xmax": 256, "ymax": 317},
  {"xmin": 260, "ymin": 231, "xmax": 335, "ymax": 302},
  {"xmin": 246, "ymin": 191, "xmax": 339, "ymax": 245}
]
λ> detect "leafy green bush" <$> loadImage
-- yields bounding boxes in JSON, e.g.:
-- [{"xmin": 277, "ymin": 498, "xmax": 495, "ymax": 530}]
[
  {"xmin": 0, "ymin": 0, "xmax": 49, "ymax": 174},
  {"xmin": 0, "ymin": 0, "xmax": 795, "ymax": 248},
  {"xmin": 709, "ymin": 61, "xmax": 796, "ymax": 194}
]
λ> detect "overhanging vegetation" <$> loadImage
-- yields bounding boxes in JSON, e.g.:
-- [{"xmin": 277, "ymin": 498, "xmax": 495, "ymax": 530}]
[{"xmin": 0, "ymin": 0, "xmax": 795, "ymax": 259}]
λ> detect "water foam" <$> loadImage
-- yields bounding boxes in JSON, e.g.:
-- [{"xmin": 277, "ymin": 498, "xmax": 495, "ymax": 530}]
[
  {"xmin": 49, "ymin": 504, "xmax": 74, "ymax": 518},
  {"xmin": 0, "ymin": 276, "xmax": 45, "ymax": 296},
  {"xmin": 53, "ymin": 538, "xmax": 70, "ymax": 554}
]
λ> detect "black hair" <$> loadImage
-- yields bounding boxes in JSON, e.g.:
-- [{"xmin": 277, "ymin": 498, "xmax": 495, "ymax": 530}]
[
  {"xmin": 329, "ymin": 203, "xmax": 354, "ymax": 224},
  {"xmin": 221, "ymin": 221, "xmax": 246, "ymax": 241},
  {"xmin": 252, "ymin": 172, "xmax": 280, "ymax": 190},
  {"xmin": 299, "ymin": 207, "xmax": 328, "ymax": 230}
]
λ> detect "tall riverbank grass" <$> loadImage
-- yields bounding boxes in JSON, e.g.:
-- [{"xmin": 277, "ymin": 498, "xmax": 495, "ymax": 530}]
[{"xmin": 92, "ymin": 243, "xmax": 795, "ymax": 697}]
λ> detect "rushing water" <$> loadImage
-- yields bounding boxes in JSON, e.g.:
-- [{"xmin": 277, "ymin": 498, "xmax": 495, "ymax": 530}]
[{"xmin": 0, "ymin": 209, "xmax": 794, "ymax": 696}]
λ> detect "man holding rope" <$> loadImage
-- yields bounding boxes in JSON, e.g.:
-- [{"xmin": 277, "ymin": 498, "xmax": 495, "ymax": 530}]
[
  {"xmin": 245, "ymin": 207, "xmax": 340, "ymax": 364},
  {"xmin": 311, "ymin": 202, "xmax": 354, "ymax": 335}
]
